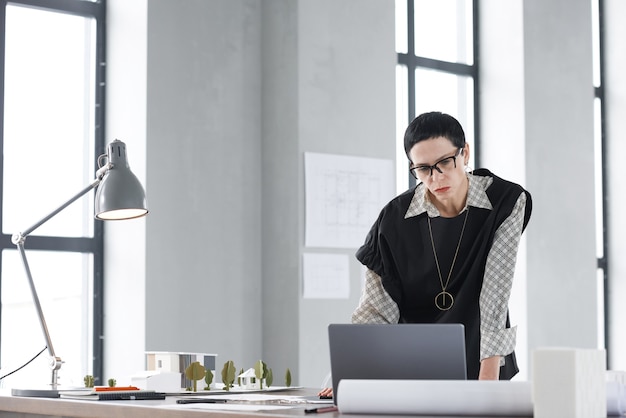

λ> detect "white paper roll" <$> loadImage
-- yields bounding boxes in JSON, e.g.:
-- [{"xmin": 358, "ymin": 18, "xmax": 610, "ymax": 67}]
[
  {"xmin": 607, "ymin": 381, "xmax": 625, "ymax": 416},
  {"xmin": 337, "ymin": 380, "xmax": 533, "ymax": 416}
]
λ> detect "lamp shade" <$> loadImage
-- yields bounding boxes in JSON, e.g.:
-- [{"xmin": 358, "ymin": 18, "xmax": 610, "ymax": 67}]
[{"xmin": 95, "ymin": 140, "xmax": 148, "ymax": 220}]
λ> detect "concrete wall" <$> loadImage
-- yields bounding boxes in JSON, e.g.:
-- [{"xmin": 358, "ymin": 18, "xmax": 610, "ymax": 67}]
[
  {"xmin": 105, "ymin": 0, "xmax": 626, "ymax": 386},
  {"xmin": 144, "ymin": 0, "xmax": 264, "ymax": 372},
  {"xmin": 482, "ymin": 0, "xmax": 602, "ymax": 379},
  {"xmin": 105, "ymin": 0, "xmax": 395, "ymax": 387},
  {"xmin": 260, "ymin": 0, "xmax": 301, "ymax": 386},
  {"xmin": 294, "ymin": 0, "xmax": 395, "ymax": 386},
  {"xmin": 523, "ymin": 0, "xmax": 598, "ymax": 356}
]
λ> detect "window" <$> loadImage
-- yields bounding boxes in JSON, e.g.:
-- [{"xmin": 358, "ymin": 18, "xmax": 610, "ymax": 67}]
[
  {"xmin": 395, "ymin": 0, "xmax": 477, "ymax": 192},
  {"xmin": 0, "ymin": 0, "xmax": 106, "ymax": 388},
  {"xmin": 591, "ymin": 0, "xmax": 608, "ymax": 356},
  {"xmin": 397, "ymin": 0, "xmax": 610, "ymax": 362}
]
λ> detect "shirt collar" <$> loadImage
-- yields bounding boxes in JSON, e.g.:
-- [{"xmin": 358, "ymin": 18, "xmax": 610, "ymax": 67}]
[{"xmin": 404, "ymin": 172, "xmax": 494, "ymax": 219}]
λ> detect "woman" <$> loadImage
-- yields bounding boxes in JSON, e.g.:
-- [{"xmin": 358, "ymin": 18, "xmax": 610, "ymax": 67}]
[{"xmin": 320, "ymin": 111, "xmax": 531, "ymax": 396}]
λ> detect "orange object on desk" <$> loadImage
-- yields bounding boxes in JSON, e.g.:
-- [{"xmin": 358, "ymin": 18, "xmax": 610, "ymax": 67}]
[{"xmin": 94, "ymin": 386, "xmax": 140, "ymax": 392}]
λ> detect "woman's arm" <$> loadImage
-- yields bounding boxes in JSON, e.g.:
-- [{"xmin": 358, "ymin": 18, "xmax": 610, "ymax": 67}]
[
  {"xmin": 351, "ymin": 269, "xmax": 399, "ymax": 324},
  {"xmin": 478, "ymin": 192, "xmax": 528, "ymax": 368},
  {"xmin": 318, "ymin": 269, "xmax": 398, "ymax": 397},
  {"xmin": 479, "ymin": 355, "xmax": 502, "ymax": 380}
]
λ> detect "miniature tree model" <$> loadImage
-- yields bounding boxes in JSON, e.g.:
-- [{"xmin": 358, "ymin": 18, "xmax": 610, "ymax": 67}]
[
  {"xmin": 84, "ymin": 375, "xmax": 95, "ymax": 388},
  {"xmin": 185, "ymin": 361, "xmax": 207, "ymax": 392},
  {"xmin": 204, "ymin": 369, "xmax": 214, "ymax": 391},
  {"xmin": 221, "ymin": 360, "xmax": 236, "ymax": 391},
  {"xmin": 285, "ymin": 368, "xmax": 292, "ymax": 387},
  {"xmin": 266, "ymin": 368, "xmax": 273, "ymax": 388},
  {"xmin": 254, "ymin": 360, "xmax": 268, "ymax": 390}
]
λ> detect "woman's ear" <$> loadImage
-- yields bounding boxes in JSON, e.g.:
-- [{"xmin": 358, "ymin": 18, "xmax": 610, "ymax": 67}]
[{"xmin": 463, "ymin": 143, "xmax": 470, "ymax": 166}]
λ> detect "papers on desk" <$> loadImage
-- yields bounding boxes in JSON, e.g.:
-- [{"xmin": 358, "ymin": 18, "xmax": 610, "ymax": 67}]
[
  {"xmin": 169, "ymin": 403, "xmax": 293, "ymax": 411},
  {"xmin": 168, "ymin": 393, "xmax": 328, "ymax": 412}
]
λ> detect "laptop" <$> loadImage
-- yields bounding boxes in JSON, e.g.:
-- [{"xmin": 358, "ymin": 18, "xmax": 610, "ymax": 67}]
[{"xmin": 328, "ymin": 323, "xmax": 467, "ymax": 404}]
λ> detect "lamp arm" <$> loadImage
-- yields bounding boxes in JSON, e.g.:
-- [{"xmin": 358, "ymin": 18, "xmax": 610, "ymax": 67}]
[
  {"xmin": 14, "ymin": 241, "xmax": 61, "ymax": 378},
  {"xmin": 15, "ymin": 177, "xmax": 103, "ymax": 240},
  {"xmin": 10, "ymin": 172, "xmax": 107, "ymax": 389}
]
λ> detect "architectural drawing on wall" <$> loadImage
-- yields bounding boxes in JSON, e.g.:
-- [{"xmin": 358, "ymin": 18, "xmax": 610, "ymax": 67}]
[
  {"xmin": 302, "ymin": 252, "xmax": 350, "ymax": 299},
  {"xmin": 304, "ymin": 152, "xmax": 394, "ymax": 249}
]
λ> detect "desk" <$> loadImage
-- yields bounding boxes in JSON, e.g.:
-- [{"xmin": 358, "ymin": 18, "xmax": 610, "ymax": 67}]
[
  {"xmin": 0, "ymin": 388, "xmax": 532, "ymax": 418},
  {"xmin": 0, "ymin": 388, "xmax": 336, "ymax": 418}
]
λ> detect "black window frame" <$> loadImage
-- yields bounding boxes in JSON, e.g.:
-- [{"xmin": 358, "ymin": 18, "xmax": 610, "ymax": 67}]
[
  {"xmin": 0, "ymin": 0, "xmax": 106, "ymax": 383},
  {"xmin": 398, "ymin": 0, "xmax": 611, "ymax": 363},
  {"xmin": 595, "ymin": 0, "xmax": 609, "ymax": 363},
  {"xmin": 397, "ymin": 0, "xmax": 480, "ymax": 188}
]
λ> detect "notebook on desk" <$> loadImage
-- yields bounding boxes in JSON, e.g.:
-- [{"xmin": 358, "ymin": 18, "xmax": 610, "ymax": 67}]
[
  {"xmin": 59, "ymin": 390, "xmax": 166, "ymax": 401},
  {"xmin": 328, "ymin": 323, "xmax": 467, "ymax": 404}
]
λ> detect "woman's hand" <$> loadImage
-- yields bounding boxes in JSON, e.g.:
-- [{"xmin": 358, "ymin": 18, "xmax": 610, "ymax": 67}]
[{"xmin": 318, "ymin": 387, "xmax": 333, "ymax": 398}]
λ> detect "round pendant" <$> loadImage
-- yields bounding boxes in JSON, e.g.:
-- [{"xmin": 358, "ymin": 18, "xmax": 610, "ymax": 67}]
[{"xmin": 435, "ymin": 291, "xmax": 454, "ymax": 311}]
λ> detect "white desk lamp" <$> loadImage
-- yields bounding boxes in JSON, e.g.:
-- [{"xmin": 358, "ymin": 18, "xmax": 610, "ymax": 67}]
[{"xmin": 10, "ymin": 139, "xmax": 148, "ymax": 397}]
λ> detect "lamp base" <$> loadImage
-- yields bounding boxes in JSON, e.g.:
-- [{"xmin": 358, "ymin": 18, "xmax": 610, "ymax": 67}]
[{"xmin": 11, "ymin": 388, "xmax": 60, "ymax": 398}]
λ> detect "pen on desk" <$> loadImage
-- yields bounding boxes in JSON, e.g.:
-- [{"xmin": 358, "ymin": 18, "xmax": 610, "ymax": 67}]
[
  {"xmin": 305, "ymin": 405, "xmax": 338, "ymax": 414},
  {"xmin": 176, "ymin": 398, "xmax": 228, "ymax": 404}
]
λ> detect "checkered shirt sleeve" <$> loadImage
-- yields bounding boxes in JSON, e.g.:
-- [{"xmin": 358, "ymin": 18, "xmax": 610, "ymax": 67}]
[
  {"xmin": 351, "ymin": 269, "xmax": 399, "ymax": 324},
  {"xmin": 479, "ymin": 192, "xmax": 527, "ymax": 363}
]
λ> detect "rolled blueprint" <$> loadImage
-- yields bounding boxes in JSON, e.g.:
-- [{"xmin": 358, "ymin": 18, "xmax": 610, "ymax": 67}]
[
  {"xmin": 607, "ymin": 381, "xmax": 625, "ymax": 416},
  {"xmin": 337, "ymin": 380, "xmax": 533, "ymax": 416}
]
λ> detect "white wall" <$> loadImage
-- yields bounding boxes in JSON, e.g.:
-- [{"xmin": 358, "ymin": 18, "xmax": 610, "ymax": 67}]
[
  {"xmin": 104, "ymin": 0, "xmax": 148, "ymax": 384},
  {"xmin": 480, "ymin": 0, "xmax": 528, "ymax": 378}
]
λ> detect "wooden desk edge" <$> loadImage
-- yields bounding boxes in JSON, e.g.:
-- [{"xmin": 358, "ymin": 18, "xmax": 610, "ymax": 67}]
[{"xmin": 0, "ymin": 389, "xmax": 323, "ymax": 418}]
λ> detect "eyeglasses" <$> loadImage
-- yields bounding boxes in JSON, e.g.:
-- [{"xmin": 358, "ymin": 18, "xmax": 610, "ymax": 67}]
[{"xmin": 409, "ymin": 148, "xmax": 463, "ymax": 180}]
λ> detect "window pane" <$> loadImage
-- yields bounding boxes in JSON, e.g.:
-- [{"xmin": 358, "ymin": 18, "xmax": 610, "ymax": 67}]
[
  {"xmin": 396, "ymin": 65, "xmax": 410, "ymax": 193},
  {"xmin": 396, "ymin": 0, "xmax": 408, "ymax": 54},
  {"xmin": 414, "ymin": 0, "xmax": 473, "ymax": 65},
  {"xmin": 593, "ymin": 98, "xmax": 603, "ymax": 259},
  {"xmin": 1, "ymin": 250, "xmax": 93, "ymax": 388},
  {"xmin": 414, "ymin": 69, "xmax": 475, "ymax": 167},
  {"xmin": 591, "ymin": 0, "xmax": 601, "ymax": 88},
  {"xmin": 596, "ymin": 268, "xmax": 605, "ymax": 350},
  {"xmin": 2, "ymin": 5, "xmax": 96, "ymax": 238}
]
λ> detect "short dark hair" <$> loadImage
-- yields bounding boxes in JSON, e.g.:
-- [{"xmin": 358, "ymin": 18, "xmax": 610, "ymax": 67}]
[{"xmin": 403, "ymin": 111, "xmax": 466, "ymax": 155}]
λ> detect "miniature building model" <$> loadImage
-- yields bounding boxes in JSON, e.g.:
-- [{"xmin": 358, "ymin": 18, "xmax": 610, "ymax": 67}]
[
  {"xmin": 146, "ymin": 351, "xmax": 217, "ymax": 389},
  {"xmin": 238, "ymin": 368, "xmax": 262, "ymax": 390}
]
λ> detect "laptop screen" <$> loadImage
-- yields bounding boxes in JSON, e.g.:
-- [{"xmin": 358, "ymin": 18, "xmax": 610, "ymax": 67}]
[{"xmin": 328, "ymin": 323, "xmax": 467, "ymax": 404}]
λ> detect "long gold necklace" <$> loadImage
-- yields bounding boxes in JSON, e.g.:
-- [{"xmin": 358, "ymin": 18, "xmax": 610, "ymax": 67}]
[{"xmin": 427, "ymin": 208, "xmax": 469, "ymax": 311}]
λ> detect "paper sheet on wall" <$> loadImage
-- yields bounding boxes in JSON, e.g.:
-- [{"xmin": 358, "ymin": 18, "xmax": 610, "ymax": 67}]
[
  {"xmin": 302, "ymin": 253, "xmax": 349, "ymax": 299},
  {"xmin": 304, "ymin": 152, "xmax": 394, "ymax": 249}
]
